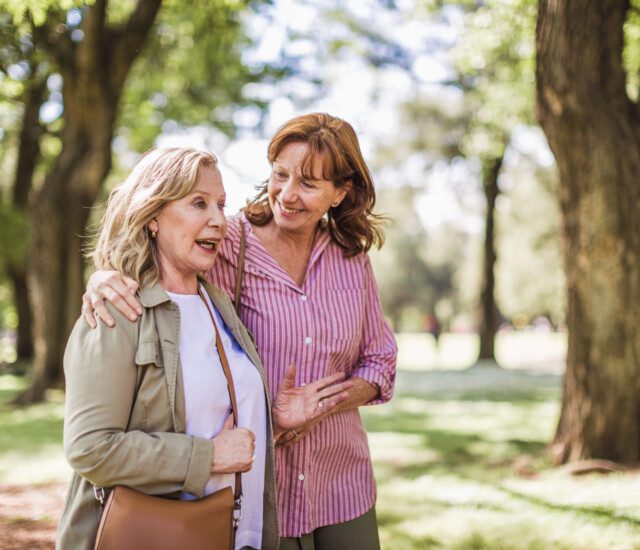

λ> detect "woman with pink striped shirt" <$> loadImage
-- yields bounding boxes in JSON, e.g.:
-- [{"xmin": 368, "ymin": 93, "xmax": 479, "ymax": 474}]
[{"xmin": 83, "ymin": 113, "xmax": 398, "ymax": 549}]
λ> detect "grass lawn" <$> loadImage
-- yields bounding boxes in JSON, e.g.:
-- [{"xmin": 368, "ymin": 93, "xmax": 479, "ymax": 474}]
[{"xmin": 1, "ymin": 331, "xmax": 639, "ymax": 549}]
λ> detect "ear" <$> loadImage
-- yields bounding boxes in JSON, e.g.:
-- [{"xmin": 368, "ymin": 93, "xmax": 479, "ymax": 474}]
[
  {"xmin": 332, "ymin": 181, "xmax": 351, "ymax": 207},
  {"xmin": 148, "ymin": 218, "xmax": 159, "ymax": 233}
]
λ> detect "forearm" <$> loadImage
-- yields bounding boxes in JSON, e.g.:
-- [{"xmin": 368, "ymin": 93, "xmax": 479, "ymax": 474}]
[
  {"xmin": 320, "ymin": 377, "xmax": 377, "ymax": 417},
  {"xmin": 65, "ymin": 430, "xmax": 213, "ymax": 496},
  {"xmin": 64, "ymin": 310, "xmax": 212, "ymax": 497}
]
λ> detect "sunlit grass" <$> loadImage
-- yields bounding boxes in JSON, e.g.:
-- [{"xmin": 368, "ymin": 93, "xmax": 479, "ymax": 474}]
[
  {"xmin": 396, "ymin": 331, "xmax": 566, "ymax": 372},
  {"xmin": 362, "ymin": 371, "xmax": 640, "ymax": 549},
  {"xmin": 0, "ymin": 375, "xmax": 70, "ymax": 485}
]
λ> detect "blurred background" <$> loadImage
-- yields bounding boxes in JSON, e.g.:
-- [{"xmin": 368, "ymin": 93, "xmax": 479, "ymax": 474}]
[{"xmin": 0, "ymin": 0, "xmax": 639, "ymax": 548}]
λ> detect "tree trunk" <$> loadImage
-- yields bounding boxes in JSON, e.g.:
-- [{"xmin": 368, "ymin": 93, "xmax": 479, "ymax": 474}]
[
  {"xmin": 22, "ymin": 154, "xmax": 105, "ymax": 400},
  {"xmin": 8, "ymin": 77, "xmax": 48, "ymax": 362},
  {"xmin": 7, "ymin": 269, "xmax": 33, "ymax": 362},
  {"xmin": 477, "ymin": 155, "xmax": 504, "ymax": 362},
  {"xmin": 18, "ymin": 0, "xmax": 162, "ymax": 403},
  {"xmin": 537, "ymin": 0, "xmax": 640, "ymax": 464}
]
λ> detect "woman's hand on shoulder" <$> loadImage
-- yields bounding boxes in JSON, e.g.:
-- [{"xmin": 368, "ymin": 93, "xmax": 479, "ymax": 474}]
[
  {"xmin": 82, "ymin": 270, "xmax": 142, "ymax": 328},
  {"xmin": 211, "ymin": 414, "xmax": 256, "ymax": 474}
]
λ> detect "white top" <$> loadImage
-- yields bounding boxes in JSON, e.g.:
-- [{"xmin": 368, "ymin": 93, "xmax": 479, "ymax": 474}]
[{"xmin": 168, "ymin": 286, "xmax": 266, "ymax": 550}]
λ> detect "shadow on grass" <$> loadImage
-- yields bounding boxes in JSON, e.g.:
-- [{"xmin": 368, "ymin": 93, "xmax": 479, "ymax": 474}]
[
  {"xmin": 395, "ymin": 369, "xmax": 561, "ymax": 402},
  {"xmin": 503, "ymin": 488, "xmax": 640, "ymax": 528}
]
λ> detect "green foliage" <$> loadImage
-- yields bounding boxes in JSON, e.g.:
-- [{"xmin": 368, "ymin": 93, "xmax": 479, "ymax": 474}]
[
  {"xmin": 119, "ymin": 0, "xmax": 272, "ymax": 152},
  {"xmin": 453, "ymin": 0, "xmax": 536, "ymax": 156},
  {"xmin": 623, "ymin": 0, "xmax": 640, "ymax": 100},
  {"xmin": 0, "ymin": 0, "xmax": 91, "ymax": 26},
  {"xmin": 0, "ymin": 202, "xmax": 29, "ymax": 270}
]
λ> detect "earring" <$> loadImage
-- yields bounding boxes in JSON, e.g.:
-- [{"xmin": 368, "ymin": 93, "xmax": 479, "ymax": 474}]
[
  {"xmin": 150, "ymin": 229, "xmax": 157, "ymax": 239},
  {"xmin": 331, "ymin": 201, "xmax": 340, "ymax": 208}
]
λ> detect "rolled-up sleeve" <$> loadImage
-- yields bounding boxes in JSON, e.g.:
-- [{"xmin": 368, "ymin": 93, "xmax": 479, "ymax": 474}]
[
  {"xmin": 63, "ymin": 308, "xmax": 213, "ymax": 498},
  {"xmin": 350, "ymin": 256, "xmax": 398, "ymax": 405}
]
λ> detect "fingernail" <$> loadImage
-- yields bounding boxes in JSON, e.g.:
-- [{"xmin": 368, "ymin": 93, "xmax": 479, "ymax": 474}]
[
  {"xmin": 129, "ymin": 314, "xmax": 137, "ymax": 321},
  {"xmin": 136, "ymin": 309, "xmax": 143, "ymax": 315},
  {"xmin": 107, "ymin": 320, "xmax": 114, "ymax": 327}
]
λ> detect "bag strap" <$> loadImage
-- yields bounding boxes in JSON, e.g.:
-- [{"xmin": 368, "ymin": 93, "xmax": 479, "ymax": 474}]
[
  {"xmin": 233, "ymin": 220, "xmax": 247, "ymax": 315},
  {"xmin": 197, "ymin": 286, "xmax": 243, "ymax": 524}
]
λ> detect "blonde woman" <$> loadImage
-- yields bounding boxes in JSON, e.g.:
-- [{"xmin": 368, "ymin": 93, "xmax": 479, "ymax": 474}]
[{"xmin": 57, "ymin": 147, "xmax": 352, "ymax": 550}]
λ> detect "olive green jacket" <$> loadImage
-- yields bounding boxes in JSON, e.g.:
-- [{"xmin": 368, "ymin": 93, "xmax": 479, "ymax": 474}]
[{"xmin": 56, "ymin": 280, "xmax": 279, "ymax": 550}]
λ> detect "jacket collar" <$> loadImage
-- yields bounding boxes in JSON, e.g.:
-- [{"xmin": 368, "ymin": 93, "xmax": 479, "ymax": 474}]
[
  {"xmin": 137, "ymin": 275, "xmax": 214, "ymax": 308},
  {"xmin": 137, "ymin": 282, "xmax": 172, "ymax": 308}
]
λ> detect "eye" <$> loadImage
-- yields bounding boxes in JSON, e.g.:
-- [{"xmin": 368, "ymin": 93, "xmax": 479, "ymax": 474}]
[
  {"xmin": 301, "ymin": 180, "xmax": 316, "ymax": 189},
  {"xmin": 218, "ymin": 202, "xmax": 226, "ymax": 211},
  {"xmin": 274, "ymin": 171, "xmax": 287, "ymax": 180},
  {"xmin": 194, "ymin": 199, "xmax": 206, "ymax": 209}
]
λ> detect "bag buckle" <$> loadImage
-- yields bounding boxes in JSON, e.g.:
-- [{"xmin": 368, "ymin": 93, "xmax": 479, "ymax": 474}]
[
  {"xmin": 233, "ymin": 495, "xmax": 242, "ymax": 528},
  {"xmin": 93, "ymin": 486, "xmax": 106, "ymax": 505}
]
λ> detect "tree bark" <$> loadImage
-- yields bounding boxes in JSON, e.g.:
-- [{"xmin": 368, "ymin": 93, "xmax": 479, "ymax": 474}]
[
  {"xmin": 537, "ymin": 0, "xmax": 640, "ymax": 463},
  {"xmin": 478, "ymin": 154, "xmax": 504, "ymax": 362},
  {"xmin": 18, "ymin": 0, "xmax": 161, "ymax": 403},
  {"xmin": 7, "ymin": 77, "xmax": 47, "ymax": 362}
]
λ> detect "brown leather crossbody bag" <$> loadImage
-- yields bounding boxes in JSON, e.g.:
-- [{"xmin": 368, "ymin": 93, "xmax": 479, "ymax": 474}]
[{"xmin": 93, "ymin": 288, "xmax": 242, "ymax": 550}]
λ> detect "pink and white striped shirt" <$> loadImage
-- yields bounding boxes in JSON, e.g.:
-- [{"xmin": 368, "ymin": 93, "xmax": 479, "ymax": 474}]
[{"xmin": 206, "ymin": 213, "xmax": 397, "ymax": 537}]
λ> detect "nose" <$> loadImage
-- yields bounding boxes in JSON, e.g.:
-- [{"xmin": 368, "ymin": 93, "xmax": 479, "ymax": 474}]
[
  {"xmin": 207, "ymin": 205, "xmax": 226, "ymax": 229},
  {"xmin": 279, "ymin": 178, "xmax": 298, "ymax": 204}
]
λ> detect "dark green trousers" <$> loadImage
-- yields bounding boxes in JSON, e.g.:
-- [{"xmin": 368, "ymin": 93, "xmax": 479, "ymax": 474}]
[{"xmin": 278, "ymin": 507, "xmax": 380, "ymax": 550}]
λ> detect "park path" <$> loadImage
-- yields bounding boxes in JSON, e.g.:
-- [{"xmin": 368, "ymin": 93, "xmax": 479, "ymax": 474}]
[{"xmin": 0, "ymin": 483, "xmax": 66, "ymax": 549}]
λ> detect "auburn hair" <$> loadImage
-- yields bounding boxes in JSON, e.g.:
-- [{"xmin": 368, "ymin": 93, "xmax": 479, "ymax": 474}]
[{"xmin": 243, "ymin": 112, "xmax": 385, "ymax": 256}]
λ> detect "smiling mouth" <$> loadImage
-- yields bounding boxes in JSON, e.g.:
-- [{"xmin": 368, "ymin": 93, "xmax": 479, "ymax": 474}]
[
  {"xmin": 277, "ymin": 201, "xmax": 303, "ymax": 214},
  {"xmin": 195, "ymin": 239, "xmax": 219, "ymax": 251}
]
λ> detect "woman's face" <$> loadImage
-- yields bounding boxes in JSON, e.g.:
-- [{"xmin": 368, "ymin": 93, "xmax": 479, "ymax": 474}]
[
  {"xmin": 149, "ymin": 165, "xmax": 227, "ymax": 280},
  {"xmin": 268, "ymin": 142, "xmax": 347, "ymax": 235}
]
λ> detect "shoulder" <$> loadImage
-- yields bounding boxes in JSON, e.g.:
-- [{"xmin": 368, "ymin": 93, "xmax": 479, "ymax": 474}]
[
  {"xmin": 65, "ymin": 303, "xmax": 140, "ymax": 368},
  {"xmin": 224, "ymin": 212, "xmax": 246, "ymax": 244}
]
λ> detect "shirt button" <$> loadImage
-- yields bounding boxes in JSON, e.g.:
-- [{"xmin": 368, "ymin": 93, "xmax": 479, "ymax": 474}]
[
  {"xmin": 304, "ymin": 337, "xmax": 311, "ymax": 345},
  {"xmin": 301, "ymin": 295, "xmax": 308, "ymax": 301},
  {"xmin": 298, "ymin": 474, "xmax": 305, "ymax": 481}
]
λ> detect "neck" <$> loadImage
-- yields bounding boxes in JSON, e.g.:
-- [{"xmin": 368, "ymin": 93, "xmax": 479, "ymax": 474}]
[
  {"xmin": 267, "ymin": 220, "xmax": 319, "ymax": 252},
  {"xmin": 159, "ymin": 266, "xmax": 199, "ymax": 295}
]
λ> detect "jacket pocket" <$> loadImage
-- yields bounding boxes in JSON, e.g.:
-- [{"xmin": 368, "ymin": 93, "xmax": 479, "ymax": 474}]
[{"xmin": 134, "ymin": 339, "xmax": 164, "ymax": 368}]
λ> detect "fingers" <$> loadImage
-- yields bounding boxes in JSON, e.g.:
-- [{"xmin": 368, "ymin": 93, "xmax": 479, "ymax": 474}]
[
  {"xmin": 317, "ymin": 380, "xmax": 354, "ymax": 400},
  {"xmin": 312, "ymin": 371, "xmax": 347, "ymax": 391},
  {"xmin": 211, "ymin": 424, "xmax": 256, "ymax": 473},
  {"xmin": 90, "ymin": 295, "xmax": 115, "ymax": 327},
  {"xmin": 82, "ymin": 293, "xmax": 97, "ymax": 329},
  {"xmin": 123, "ymin": 276, "xmax": 139, "ymax": 295},
  {"xmin": 99, "ymin": 285, "xmax": 140, "ymax": 321},
  {"xmin": 317, "ymin": 391, "xmax": 351, "ymax": 413},
  {"xmin": 222, "ymin": 413, "xmax": 235, "ymax": 431},
  {"xmin": 281, "ymin": 363, "xmax": 296, "ymax": 388},
  {"xmin": 108, "ymin": 276, "xmax": 142, "ymax": 316}
]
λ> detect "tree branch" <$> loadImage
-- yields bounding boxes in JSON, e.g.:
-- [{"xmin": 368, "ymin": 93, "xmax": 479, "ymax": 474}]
[{"xmin": 109, "ymin": 0, "xmax": 162, "ymax": 91}]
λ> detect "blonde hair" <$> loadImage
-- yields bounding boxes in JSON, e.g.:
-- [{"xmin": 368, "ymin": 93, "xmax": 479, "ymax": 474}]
[
  {"xmin": 244, "ymin": 112, "xmax": 385, "ymax": 256},
  {"xmin": 90, "ymin": 147, "xmax": 218, "ymax": 286}
]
